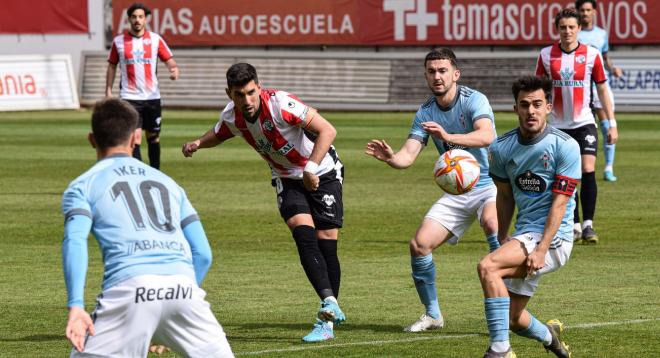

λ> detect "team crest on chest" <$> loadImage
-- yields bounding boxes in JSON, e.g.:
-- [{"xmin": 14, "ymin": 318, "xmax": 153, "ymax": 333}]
[
  {"xmin": 540, "ymin": 153, "xmax": 550, "ymax": 169},
  {"xmin": 575, "ymin": 55, "xmax": 586, "ymax": 64},
  {"xmin": 262, "ymin": 119, "xmax": 274, "ymax": 132},
  {"xmin": 143, "ymin": 38, "xmax": 152, "ymax": 46}
]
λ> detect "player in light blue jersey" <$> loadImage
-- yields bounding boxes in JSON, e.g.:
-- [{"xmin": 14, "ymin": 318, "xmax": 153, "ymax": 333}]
[
  {"xmin": 577, "ymin": 0, "xmax": 621, "ymax": 182},
  {"xmin": 478, "ymin": 76, "xmax": 580, "ymax": 358},
  {"xmin": 366, "ymin": 48, "xmax": 499, "ymax": 332},
  {"xmin": 61, "ymin": 98, "xmax": 233, "ymax": 357}
]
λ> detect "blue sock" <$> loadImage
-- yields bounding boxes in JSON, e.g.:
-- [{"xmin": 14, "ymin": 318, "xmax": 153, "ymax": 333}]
[
  {"xmin": 411, "ymin": 254, "xmax": 440, "ymax": 319},
  {"xmin": 600, "ymin": 119, "xmax": 616, "ymax": 169},
  {"xmin": 514, "ymin": 314, "xmax": 551, "ymax": 344},
  {"xmin": 486, "ymin": 234, "xmax": 500, "ymax": 252},
  {"xmin": 485, "ymin": 297, "xmax": 510, "ymax": 346}
]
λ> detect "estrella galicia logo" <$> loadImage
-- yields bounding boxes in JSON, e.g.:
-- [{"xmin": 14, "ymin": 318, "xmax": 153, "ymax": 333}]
[
  {"xmin": 515, "ymin": 170, "xmax": 546, "ymax": 197},
  {"xmin": 442, "ymin": 142, "xmax": 467, "ymax": 151},
  {"xmin": 262, "ymin": 119, "xmax": 274, "ymax": 132}
]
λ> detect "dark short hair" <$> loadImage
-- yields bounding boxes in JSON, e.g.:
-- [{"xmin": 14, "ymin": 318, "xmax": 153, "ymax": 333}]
[
  {"xmin": 424, "ymin": 48, "xmax": 459, "ymax": 69},
  {"xmin": 226, "ymin": 63, "xmax": 259, "ymax": 89},
  {"xmin": 91, "ymin": 98, "xmax": 139, "ymax": 150},
  {"xmin": 575, "ymin": 0, "xmax": 597, "ymax": 10},
  {"xmin": 555, "ymin": 7, "xmax": 581, "ymax": 28},
  {"xmin": 512, "ymin": 76, "xmax": 553, "ymax": 103},
  {"xmin": 127, "ymin": 3, "xmax": 151, "ymax": 17}
]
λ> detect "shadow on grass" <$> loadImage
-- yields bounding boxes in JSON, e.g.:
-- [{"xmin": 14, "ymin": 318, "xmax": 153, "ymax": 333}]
[{"xmin": 0, "ymin": 334, "xmax": 64, "ymax": 342}]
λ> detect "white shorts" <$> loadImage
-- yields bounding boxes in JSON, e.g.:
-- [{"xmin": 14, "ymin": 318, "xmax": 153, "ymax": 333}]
[
  {"xmin": 591, "ymin": 81, "xmax": 615, "ymax": 111},
  {"xmin": 505, "ymin": 232, "xmax": 573, "ymax": 297},
  {"xmin": 71, "ymin": 275, "xmax": 234, "ymax": 358},
  {"xmin": 424, "ymin": 184, "xmax": 496, "ymax": 244}
]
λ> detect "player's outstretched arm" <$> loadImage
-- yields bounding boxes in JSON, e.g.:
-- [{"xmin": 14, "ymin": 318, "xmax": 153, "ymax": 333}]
[
  {"xmin": 182, "ymin": 128, "xmax": 222, "ymax": 157},
  {"xmin": 422, "ymin": 118, "xmax": 495, "ymax": 148},
  {"xmin": 182, "ymin": 220, "xmax": 213, "ymax": 285},
  {"xmin": 66, "ymin": 306, "xmax": 95, "ymax": 352},
  {"xmin": 365, "ymin": 138, "xmax": 422, "ymax": 169}
]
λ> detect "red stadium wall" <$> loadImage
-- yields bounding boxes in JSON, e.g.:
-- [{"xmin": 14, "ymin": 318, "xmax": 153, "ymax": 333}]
[
  {"xmin": 111, "ymin": 0, "xmax": 657, "ymax": 46},
  {"xmin": 0, "ymin": 0, "xmax": 88, "ymax": 34}
]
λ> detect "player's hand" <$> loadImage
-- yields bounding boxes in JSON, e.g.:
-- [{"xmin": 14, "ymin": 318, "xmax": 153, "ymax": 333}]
[
  {"xmin": 421, "ymin": 121, "xmax": 450, "ymax": 142},
  {"xmin": 607, "ymin": 126, "xmax": 618, "ymax": 145},
  {"xmin": 169, "ymin": 66, "xmax": 179, "ymax": 80},
  {"xmin": 303, "ymin": 171, "xmax": 320, "ymax": 191},
  {"xmin": 526, "ymin": 249, "xmax": 546, "ymax": 276},
  {"xmin": 66, "ymin": 306, "xmax": 95, "ymax": 352},
  {"xmin": 105, "ymin": 89, "xmax": 113, "ymax": 98},
  {"xmin": 149, "ymin": 344, "xmax": 171, "ymax": 355},
  {"xmin": 182, "ymin": 140, "xmax": 200, "ymax": 157},
  {"xmin": 365, "ymin": 139, "xmax": 394, "ymax": 162},
  {"xmin": 613, "ymin": 67, "xmax": 623, "ymax": 78}
]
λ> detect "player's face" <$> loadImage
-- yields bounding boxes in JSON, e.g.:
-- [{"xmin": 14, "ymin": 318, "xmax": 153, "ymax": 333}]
[
  {"xmin": 425, "ymin": 59, "xmax": 460, "ymax": 97},
  {"xmin": 578, "ymin": 3, "xmax": 595, "ymax": 27},
  {"xmin": 514, "ymin": 89, "xmax": 552, "ymax": 139},
  {"xmin": 557, "ymin": 17, "xmax": 581, "ymax": 47},
  {"xmin": 129, "ymin": 9, "xmax": 147, "ymax": 35},
  {"xmin": 227, "ymin": 80, "xmax": 262, "ymax": 119}
]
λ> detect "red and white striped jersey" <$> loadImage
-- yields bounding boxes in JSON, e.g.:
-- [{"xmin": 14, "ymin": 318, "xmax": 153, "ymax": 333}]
[
  {"xmin": 108, "ymin": 31, "xmax": 173, "ymax": 100},
  {"xmin": 536, "ymin": 43, "xmax": 607, "ymax": 129},
  {"xmin": 214, "ymin": 88, "xmax": 341, "ymax": 179}
]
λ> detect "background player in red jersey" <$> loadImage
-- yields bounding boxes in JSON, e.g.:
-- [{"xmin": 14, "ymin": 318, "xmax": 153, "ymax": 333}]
[
  {"xmin": 535, "ymin": 7, "xmax": 618, "ymax": 244},
  {"xmin": 182, "ymin": 63, "xmax": 346, "ymax": 343},
  {"xmin": 106, "ymin": 3, "xmax": 179, "ymax": 170}
]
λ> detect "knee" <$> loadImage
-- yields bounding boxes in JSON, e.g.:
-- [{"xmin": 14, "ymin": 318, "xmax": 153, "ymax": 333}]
[
  {"xmin": 409, "ymin": 237, "xmax": 431, "ymax": 256},
  {"xmin": 477, "ymin": 256, "xmax": 497, "ymax": 280},
  {"xmin": 481, "ymin": 216, "xmax": 498, "ymax": 234}
]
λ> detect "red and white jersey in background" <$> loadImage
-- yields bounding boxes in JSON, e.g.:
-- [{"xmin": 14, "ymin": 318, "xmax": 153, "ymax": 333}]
[
  {"xmin": 214, "ymin": 88, "xmax": 341, "ymax": 179},
  {"xmin": 108, "ymin": 31, "xmax": 173, "ymax": 100},
  {"xmin": 536, "ymin": 43, "xmax": 607, "ymax": 129}
]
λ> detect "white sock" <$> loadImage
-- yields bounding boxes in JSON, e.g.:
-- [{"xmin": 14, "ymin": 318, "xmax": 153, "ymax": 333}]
[
  {"xmin": 543, "ymin": 331, "xmax": 552, "ymax": 346},
  {"xmin": 605, "ymin": 165, "xmax": 613, "ymax": 172},
  {"xmin": 574, "ymin": 223, "xmax": 582, "ymax": 232},
  {"xmin": 491, "ymin": 341, "xmax": 511, "ymax": 353},
  {"xmin": 324, "ymin": 296, "xmax": 337, "ymax": 303},
  {"xmin": 583, "ymin": 220, "xmax": 593, "ymax": 229}
]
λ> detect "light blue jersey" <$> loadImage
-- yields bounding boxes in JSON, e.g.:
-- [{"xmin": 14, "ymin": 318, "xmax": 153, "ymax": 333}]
[
  {"xmin": 488, "ymin": 126, "xmax": 581, "ymax": 243},
  {"xmin": 409, "ymin": 85, "xmax": 495, "ymax": 189},
  {"xmin": 62, "ymin": 155, "xmax": 198, "ymax": 293},
  {"xmin": 579, "ymin": 26, "xmax": 610, "ymax": 75}
]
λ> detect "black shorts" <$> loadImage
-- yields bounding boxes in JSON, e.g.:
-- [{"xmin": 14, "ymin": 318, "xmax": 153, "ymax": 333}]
[
  {"xmin": 272, "ymin": 168, "xmax": 344, "ymax": 230},
  {"xmin": 126, "ymin": 99, "xmax": 162, "ymax": 133},
  {"xmin": 559, "ymin": 124, "xmax": 598, "ymax": 156}
]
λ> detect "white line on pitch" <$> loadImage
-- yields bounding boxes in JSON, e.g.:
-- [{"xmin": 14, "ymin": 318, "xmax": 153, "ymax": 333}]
[{"xmin": 235, "ymin": 317, "xmax": 660, "ymax": 356}]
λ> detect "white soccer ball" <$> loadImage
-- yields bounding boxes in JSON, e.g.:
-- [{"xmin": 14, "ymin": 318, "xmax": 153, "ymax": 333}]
[{"xmin": 433, "ymin": 149, "xmax": 480, "ymax": 195}]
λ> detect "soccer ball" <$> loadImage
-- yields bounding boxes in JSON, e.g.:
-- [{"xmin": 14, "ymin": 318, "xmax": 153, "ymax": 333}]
[{"xmin": 433, "ymin": 149, "xmax": 480, "ymax": 195}]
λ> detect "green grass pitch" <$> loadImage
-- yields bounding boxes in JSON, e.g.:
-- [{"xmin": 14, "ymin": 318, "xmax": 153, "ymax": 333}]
[{"xmin": 0, "ymin": 109, "xmax": 658, "ymax": 357}]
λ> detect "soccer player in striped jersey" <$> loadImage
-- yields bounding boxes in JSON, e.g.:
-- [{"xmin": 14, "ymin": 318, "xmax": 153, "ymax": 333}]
[
  {"xmin": 106, "ymin": 3, "xmax": 179, "ymax": 170},
  {"xmin": 182, "ymin": 63, "xmax": 345, "ymax": 343},
  {"xmin": 535, "ymin": 7, "xmax": 618, "ymax": 244},
  {"xmin": 479, "ymin": 75, "xmax": 579, "ymax": 358},
  {"xmin": 61, "ymin": 98, "xmax": 233, "ymax": 357},
  {"xmin": 366, "ymin": 48, "xmax": 499, "ymax": 333},
  {"xmin": 576, "ymin": 0, "xmax": 622, "ymax": 182}
]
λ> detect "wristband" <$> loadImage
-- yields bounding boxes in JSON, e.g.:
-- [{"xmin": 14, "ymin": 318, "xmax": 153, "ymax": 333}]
[
  {"xmin": 609, "ymin": 119, "xmax": 617, "ymax": 128},
  {"xmin": 304, "ymin": 161, "xmax": 319, "ymax": 173}
]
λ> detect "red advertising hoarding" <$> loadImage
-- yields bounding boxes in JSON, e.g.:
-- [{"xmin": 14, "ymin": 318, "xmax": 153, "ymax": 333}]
[
  {"xmin": 1, "ymin": 0, "xmax": 88, "ymax": 34},
  {"xmin": 112, "ymin": 0, "xmax": 658, "ymax": 46}
]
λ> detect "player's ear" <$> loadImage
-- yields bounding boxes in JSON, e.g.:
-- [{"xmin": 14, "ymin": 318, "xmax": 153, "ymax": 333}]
[
  {"xmin": 130, "ymin": 128, "xmax": 142, "ymax": 147},
  {"xmin": 546, "ymin": 102, "xmax": 553, "ymax": 114},
  {"xmin": 225, "ymin": 88, "xmax": 231, "ymax": 100},
  {"xmin": 88, "ymin": 132, "xmax": 97, "ymax": 149},
  {"xmin": 454, "ymin": 68, "xmax": 461, "ymax": 81}
]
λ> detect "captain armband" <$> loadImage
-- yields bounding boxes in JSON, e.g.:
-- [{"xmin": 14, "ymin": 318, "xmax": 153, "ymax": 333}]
[{"xmin": 552, "ymin": 175, "xmax": 579, "ymax": 196}]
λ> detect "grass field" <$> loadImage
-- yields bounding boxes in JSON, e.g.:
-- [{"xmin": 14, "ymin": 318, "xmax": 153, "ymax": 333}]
[{"xmin": 0, "ymin": 109, "xmax": 658, "ymax": 357}]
